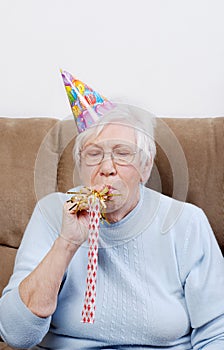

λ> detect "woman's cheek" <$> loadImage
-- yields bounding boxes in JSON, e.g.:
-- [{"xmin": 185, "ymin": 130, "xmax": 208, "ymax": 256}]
[{"xmin": 79, "ymin": 165, "xmax": 96, "ymax": 186}]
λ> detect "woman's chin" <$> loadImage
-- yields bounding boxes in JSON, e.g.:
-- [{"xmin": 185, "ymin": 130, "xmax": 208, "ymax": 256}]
[
  {"xmin": 104, "ymin": 196, "xmax": 128, "ymax": 218},
  {"xmin": 105, "ymin": 199, "xmax": 123, "ymax": 213}
]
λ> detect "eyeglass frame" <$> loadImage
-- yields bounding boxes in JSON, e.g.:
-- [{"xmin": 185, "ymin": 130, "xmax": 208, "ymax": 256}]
[{"xmin": 80, "ymin": 144, "xmax": 141, "ymax": 166}]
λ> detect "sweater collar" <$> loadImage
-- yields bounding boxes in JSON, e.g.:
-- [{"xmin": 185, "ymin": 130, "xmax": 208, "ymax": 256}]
[{"xmin": 98, "ymin": 185, "xmax": 161, "ymax": 246}]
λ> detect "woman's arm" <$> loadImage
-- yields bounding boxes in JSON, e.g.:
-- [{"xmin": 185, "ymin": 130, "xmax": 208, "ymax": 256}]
[
  {"xmin": 19, "ymin": 236, "xmax": 80, "ymax": 318},
  {"xmin": 181, "ymin": 209, "xmax": 224, "ymax": 349},
  {"xmin": 19, "ymin": 197, "xmax": 89, "ymax": 318},
  {"xmin": 0, "ymin": 191, "xmax": 88, "ymax": 348}
]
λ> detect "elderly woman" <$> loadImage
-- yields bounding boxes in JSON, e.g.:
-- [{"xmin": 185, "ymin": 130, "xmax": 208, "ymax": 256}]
[{"xmin": 1, "ymin": 76, "xmax": 224, "ymax": 349}]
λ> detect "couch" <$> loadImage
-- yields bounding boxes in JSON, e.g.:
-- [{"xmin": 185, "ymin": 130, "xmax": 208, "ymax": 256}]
[{"xmin": 0, "ymin": 116, "xmax": 223, "ymax": 349}]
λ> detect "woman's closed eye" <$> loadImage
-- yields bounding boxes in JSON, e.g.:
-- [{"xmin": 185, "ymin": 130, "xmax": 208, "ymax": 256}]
[
  {"xmin": 86, "ymin": 149, "xmax": 103, "ymax": 157},
  {"xmin": 113, "ymin": 147, "xmax": 133, "ymax": 157}
]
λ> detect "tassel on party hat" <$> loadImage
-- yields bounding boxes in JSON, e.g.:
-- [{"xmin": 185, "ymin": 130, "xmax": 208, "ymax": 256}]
[{"xmin": 61, "ymin": 69, "xmax": 114, "ymax": 133}]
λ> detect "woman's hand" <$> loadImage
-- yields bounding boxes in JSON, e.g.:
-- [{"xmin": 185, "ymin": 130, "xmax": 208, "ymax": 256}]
[
  {"xmin": 61, "ymin": 184, "xmax": 114, "ymax": 246},
  {"xmin": 60, "ymin": 201, "xmax": 89, "ymax": 246}
]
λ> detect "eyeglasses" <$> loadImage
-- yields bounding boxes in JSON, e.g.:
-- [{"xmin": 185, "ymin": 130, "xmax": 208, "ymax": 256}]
[{"xmin": 81, "ymin": 145, "xmax": 139, "ymax": 166}]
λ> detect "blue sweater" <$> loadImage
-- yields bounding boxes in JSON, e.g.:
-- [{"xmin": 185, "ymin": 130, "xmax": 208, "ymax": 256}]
[{"xmin": 1, "ymin": 186, "xmax": 224, "ymax": 349}]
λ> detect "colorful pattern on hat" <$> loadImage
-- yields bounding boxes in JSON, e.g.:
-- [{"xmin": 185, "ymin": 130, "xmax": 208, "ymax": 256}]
[{"xmin": 61, "ymin": 70, "xmax": 114, "ymax": 133}]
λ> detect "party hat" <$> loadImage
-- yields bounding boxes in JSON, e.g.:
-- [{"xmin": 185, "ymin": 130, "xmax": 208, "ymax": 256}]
[{"xmin": 61, "ymin": 69, "xmax": 114, "ymax": 133}]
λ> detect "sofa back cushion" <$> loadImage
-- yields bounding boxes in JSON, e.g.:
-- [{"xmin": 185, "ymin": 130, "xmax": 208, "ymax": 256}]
[
  {"xmin": 0, "ymin": 118, "xmax": 60, "ymax": 296},
  {"xmin": 0, "ymin": 117, "xmax": 60, "ymax": 248}
]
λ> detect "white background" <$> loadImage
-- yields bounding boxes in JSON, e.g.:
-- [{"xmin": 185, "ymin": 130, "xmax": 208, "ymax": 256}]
[{"xmin": 0, "ymin": 0, "xmax": 224, "ymax": 118}]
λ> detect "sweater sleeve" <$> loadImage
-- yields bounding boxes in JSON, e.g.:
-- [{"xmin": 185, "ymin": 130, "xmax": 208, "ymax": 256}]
[
  {"xmin": 0, "ymin": 192, "xmax": 65, "ymax": 348},
  {"xmin": 181, "ymin": 208, "xmax": 224, "ymax": 349}
]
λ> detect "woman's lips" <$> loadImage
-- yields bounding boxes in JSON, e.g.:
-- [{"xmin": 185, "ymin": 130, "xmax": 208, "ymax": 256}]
[
  {"xmin": 107, "ymin": 186, "xmax": 121, "ymax": 201},
  {"xmin": 94, "ymin": 181, "xmax": 124, "ymax": 198}
]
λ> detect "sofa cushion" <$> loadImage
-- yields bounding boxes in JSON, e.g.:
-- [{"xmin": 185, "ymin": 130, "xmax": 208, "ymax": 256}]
[
  {"xmin": 0, "ymin": 342, "xmax": 17, "ymax": 349},
  {"xmin": 0, "ymin": 246, "xmax": 17, "ymax": 297},
  {"xmin": 0, "ymin": 118, "xmax": 60, "ymax": 249},
  {"xmin": 57, "ymin": 118, "xmax": 81, "ymax": 193},
  {"xmin": 147, "ymin": 117, "xmax": 224, "ymax": 251}
]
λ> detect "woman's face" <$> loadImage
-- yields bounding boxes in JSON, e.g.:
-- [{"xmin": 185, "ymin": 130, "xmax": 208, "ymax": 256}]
[{"xmin": 79, "ymin": 124, "xmax": 149, "ymax": 222}]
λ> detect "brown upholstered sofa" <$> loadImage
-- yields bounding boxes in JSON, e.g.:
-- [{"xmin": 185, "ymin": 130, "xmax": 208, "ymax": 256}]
[{"xmin": 0, "ymin": 116, "xmax": 223, "ymax": 349}]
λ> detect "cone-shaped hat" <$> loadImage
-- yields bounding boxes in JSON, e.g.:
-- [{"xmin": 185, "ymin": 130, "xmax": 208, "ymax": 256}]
[{"xmin": 61, "ymin": 69, "xmax": 114, "ymax": 133}]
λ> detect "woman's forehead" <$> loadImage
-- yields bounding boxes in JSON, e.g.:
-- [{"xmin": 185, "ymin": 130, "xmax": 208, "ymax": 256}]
[{"xmin": 88, "ymin": 123, "xmax": 136, "ymax": 145}]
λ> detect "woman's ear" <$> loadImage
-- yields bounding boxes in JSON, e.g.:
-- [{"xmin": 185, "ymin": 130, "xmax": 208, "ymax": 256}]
[{"xmin": 140, "ymin": 158, "xmax": 153, "ymax": 184}]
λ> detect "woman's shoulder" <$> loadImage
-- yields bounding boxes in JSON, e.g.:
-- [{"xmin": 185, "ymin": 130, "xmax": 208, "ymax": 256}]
[
  {"xmin": 143, "ymin": 186, "xmax": 206, "ymax": 234},
  {"xmin": 143, "ymin": 186, "xmax": 203, "ymax": 214}
]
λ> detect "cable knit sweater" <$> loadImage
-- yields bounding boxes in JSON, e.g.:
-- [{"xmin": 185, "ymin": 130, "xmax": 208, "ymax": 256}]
[{"xmin": 1, "ymin": 186, "xmax": 224, "ymax": 349}]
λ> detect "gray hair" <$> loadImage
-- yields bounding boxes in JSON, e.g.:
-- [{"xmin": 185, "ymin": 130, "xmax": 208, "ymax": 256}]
[{"xmin": 73, "ymin": 104, "xmax": 156, "ymax": 182}]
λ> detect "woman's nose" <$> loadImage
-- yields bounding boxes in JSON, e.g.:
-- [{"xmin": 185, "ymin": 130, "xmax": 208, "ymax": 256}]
[{"xmin": 99, "ymin": 156, "xmax": 117, "ymax": 177}]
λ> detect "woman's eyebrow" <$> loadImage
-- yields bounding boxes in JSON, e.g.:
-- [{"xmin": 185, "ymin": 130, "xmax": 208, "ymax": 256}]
[
  {"xmin": 84, "ymin": 141, "xmax": 135, "ymax": 149},
  {"xmin": 83, "ymin": 143, "xmax": 102, "ymax": 149},
  {"xmin": 112, "ymin": 143, "xmax": 133, "ymax": 147}
]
